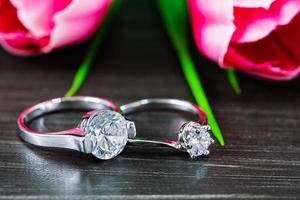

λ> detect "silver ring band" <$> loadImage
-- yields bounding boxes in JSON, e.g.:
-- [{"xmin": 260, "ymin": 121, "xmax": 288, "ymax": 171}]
[
  {"xmin": 120, "ymin": 98, "xmax": 206, "ymax": 124},
  {"xmin": 17, "ymin": 96, "xmax": 118, "ymax": 152}
]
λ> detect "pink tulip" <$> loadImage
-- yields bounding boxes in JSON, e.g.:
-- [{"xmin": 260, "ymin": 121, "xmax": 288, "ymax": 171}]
[
  {"xmin": 0, "ymin": 0, "xmax": 112, "ymax": 55},
  {"xmin": 188, "ymin": 0, "xmax": 300, "ymax": 80}
]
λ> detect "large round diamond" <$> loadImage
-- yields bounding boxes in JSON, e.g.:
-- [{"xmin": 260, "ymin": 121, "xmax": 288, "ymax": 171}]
[
  {"xmin": 82, "ymin": 110, "xmax": 129, "ymax": 160},
  {"xmin": 178, "ymin": 121, "xmax": 213, "ymax": 158}
]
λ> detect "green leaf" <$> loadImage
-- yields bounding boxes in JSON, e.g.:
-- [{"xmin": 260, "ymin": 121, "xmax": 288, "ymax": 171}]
[
  {"xmin": 157, "ymin": 0, "xmax": 224, "ymax": 145},
  {"xmin": 65, "ymin": 0, "xmax": 121, "ymax": 97},
  {"xmin": 226, "ymin": 69, "xmax": 241, "ymax": 95}
]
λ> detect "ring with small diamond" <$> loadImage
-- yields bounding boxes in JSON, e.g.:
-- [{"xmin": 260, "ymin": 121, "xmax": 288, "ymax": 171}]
[
  {"xmin": 120, "ymin": 99, "xmax": 214, "ymax": 158},
  {"xmin": 17, "ymin": 97, "xmax": 214, "ymax": 160}
]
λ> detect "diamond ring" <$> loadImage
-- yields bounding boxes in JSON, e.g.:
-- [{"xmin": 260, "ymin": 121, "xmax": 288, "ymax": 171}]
[
  {"xmin": 120, "ymin": 99, "xmax": 214, "ymax": 158},
  {"xmin": 17, "ymin": 96, "xmax": 135, "ymax": 160},
  {"xmin": 18, "ymin": 97, "xmax": 213, "ymax": 160}
]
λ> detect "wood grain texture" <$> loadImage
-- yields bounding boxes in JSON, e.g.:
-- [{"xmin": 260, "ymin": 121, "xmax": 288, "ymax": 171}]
[{"xmin": 0, "ymin": 0, "xmax": 299, "ymax": 199}]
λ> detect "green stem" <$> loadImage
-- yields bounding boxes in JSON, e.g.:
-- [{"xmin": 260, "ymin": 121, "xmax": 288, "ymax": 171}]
[
  {"xmin": 65, "ymin": 0, "xmax": 121, "ymax": 97},
  {"xmin": 226, "ymin": 69, "xmax": 241, "ymax": 95},
  {"xmin": 157, "ymin": 0, "xmax": 224, "ymax": 145}
]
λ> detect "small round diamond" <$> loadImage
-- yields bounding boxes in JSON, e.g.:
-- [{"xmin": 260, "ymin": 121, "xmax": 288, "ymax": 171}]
[
  {"xmin": 178, "ymin": 121, "xmax": 213, "ymax": 158},
  {"xmin": 82, "ymin": 110, "xmax": 130, "ymax": 160}
]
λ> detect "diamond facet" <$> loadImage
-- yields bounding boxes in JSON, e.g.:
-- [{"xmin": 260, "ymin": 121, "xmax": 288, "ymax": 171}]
[
  {"xmin": 178, "ymin": 121, "xmax": 213, "ymax": 158},
  {"xmin": 82, "ymin": 110, "xmax": 134, "ymax": 160}
]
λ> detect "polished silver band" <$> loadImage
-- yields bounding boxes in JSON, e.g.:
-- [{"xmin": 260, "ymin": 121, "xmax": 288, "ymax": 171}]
[
  {"xmin": 120, "ymin": 98, "xmax": 206, "ymax": 124},
  {"xmin": 17, "ymin": 96, "xmax": 118, "ymax": 152}
]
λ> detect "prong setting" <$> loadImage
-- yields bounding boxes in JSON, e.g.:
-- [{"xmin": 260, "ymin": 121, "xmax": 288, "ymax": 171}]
[
  {"xmin": 127, "ymin": 121, "xmax": 136, "ymax": 139},
  {"xmin": 178, "ymin": 121, "xmax": 213, "ymax": 158}
]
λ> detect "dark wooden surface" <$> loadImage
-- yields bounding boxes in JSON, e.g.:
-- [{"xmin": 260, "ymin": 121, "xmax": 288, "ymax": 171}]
[{"xmin": 0, "ymin": 0, "xmax": 299, "ymax": 199}]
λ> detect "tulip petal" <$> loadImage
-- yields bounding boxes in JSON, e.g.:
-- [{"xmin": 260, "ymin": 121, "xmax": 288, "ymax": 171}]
[
  {"xmin": 10, "ymin": 0, "xmax": 71, "ymax": 38},
  {"xmin": 44, "ymin": 0, "xmax": 112, "ymax": 53},
  {"xmin": 233, "ymin": 0, "xmax": 275, "ymax": 9},
  {"xmin": 0, "ymin": 0, "xmax": 26, "ymax": 34},
  {"xmin": 0, "ymin": 0, "xmax": 112, "ymax": 55},
  {"xmin": 0, "ymin": 0, "xmax": 45, "ymax": 55},
  {"xmin": 225, "ymin": 13, "xmax": 300, "ymax": 80},
  {"xmin": 0, "ymin": 33, "xmax": 48, "ymax": 55},
  {"xmin": 188, "ymin": 0, "xmax": 235, "ymax": 66},
  {"xmin": 232, "ymin": 0, "xmax": 300, "ymax": 43}
]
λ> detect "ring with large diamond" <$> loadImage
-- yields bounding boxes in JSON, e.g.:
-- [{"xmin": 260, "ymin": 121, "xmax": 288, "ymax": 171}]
[
  {"xmin": 120, "ymin": 99, "xmax": 214, "ymax": 158},
  {"xmin": 17, "ymin": 96, "xmax": 136, "ymax": 160}
]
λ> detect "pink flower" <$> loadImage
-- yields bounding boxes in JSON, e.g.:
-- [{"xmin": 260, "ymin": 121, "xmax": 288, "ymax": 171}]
[
  {"xmin": 0, "ymin": 0, "xmax": 112, "ymax": 56},
  {"xmin": 188, "ymin": 0, "xmax": 300, "ymax": 80}
]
